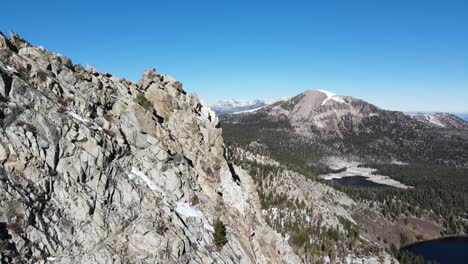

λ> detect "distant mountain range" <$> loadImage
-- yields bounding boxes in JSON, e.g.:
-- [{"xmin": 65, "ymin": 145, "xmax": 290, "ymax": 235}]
[
  {"xmin": 211, "ymin": 96, "xmax": 468, "ymax": 121},
  {"xmin": 220, "ymin": 90, "xmax": 468, "ymax": 167},
  {"xmin": 209, "ymin": 97, "xmax": 291, "ymax": 114},
  {"xmin": 2, "ymin": 31, "xmax": 465, "ymax": 263},
  {"xmin": 209, "ymin": 99, "xmax": 269, "ymax": 114}
]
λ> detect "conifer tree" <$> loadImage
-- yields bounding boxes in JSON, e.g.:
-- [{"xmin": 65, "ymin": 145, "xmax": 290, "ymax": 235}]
[{"xmin": 213, "ymin": 218, "xmax": 228, "ymax": 247}]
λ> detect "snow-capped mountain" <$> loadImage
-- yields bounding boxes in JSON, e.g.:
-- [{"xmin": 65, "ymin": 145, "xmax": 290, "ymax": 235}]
[
  {"xmin": 220, "ymin": 89, "xmax": 468, "ymax": 166},
  {"xmin": 209, "ymin": 99, "xmax": 269, "ymax": 114},
  {"xmin": 210, "ymin": 97, "xmax": 293, "ymax": 114}
]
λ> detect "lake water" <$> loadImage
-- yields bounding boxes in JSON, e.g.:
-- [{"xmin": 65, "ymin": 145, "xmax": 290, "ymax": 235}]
[
  {"xmin": 401, "ymin": 237, "xmax": 468, "ymax": 264},
  {"xmin": 332, "ymin": 176, "xmax": 391, "ymax": 188},
  {"xmin": 454, "ymin": 113, "xmax": 468, "ymax": 121}
]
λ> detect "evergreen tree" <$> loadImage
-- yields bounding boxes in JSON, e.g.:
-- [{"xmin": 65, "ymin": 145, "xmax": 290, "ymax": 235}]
[{"xmin": 213, "ymin": 218, "xmax": 228, "ymax": 247}]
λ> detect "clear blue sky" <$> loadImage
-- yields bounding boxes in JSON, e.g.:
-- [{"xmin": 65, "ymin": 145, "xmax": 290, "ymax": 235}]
[{"xmin": 2, "ymin": 0, "xmax": 467, "ymax": 112}]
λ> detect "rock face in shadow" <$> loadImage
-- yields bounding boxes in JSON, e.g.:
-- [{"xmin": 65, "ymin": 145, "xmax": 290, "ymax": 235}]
[{"xmin": 0, "ymin": 31, "xmax": 299, "ymax": 263}]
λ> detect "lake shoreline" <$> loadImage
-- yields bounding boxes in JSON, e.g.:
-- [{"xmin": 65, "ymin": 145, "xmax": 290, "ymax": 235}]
[
  {"xmin": 321, "ymin": 158, "xmax": 411, "ymax": 189},
  {"xmin": 321, "ymin": 169, "xmax": 411, "ymax": 189},
  {"xmin": 400, "ymin": 235, "xmax": 468, "ymax": 249},
  {"xmin": 399, "ymin": 236, "xmax": 468, "ymax": 264}
]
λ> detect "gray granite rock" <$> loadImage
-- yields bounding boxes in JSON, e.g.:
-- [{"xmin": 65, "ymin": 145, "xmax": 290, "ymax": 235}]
[{"xmin": 0, "ymin": 31, "xmax": 299, "ymax": 264}]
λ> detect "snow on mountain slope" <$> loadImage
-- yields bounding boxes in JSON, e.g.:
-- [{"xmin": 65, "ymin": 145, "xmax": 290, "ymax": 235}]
[
  {"xmin": 244, "ymin": 89, "xmax": 369, "ymax": 132},
  {"xmin": 317, "ymin": 89, "xmax": 346, "ymax": 105},
  {"xmin": 409, "ymin": 112, "xmax": 468, "ymax": 129},
  {"xmin": 422, "ymin": 114, "xmax": 445, "ymax": 127}
]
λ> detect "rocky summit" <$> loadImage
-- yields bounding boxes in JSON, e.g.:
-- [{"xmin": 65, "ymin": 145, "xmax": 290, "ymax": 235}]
[{"xmin": 0, "ymin": 31, "xmax": 299, "ymax": 263}]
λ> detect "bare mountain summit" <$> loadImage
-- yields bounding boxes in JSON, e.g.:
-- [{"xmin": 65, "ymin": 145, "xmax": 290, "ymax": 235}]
[{"xmin": 221, "ymin": 89, "xmax": 468, "ymax": 167}]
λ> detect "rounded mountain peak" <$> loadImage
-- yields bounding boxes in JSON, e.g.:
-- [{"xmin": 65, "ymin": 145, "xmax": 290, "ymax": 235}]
[{"xmin": 297, "ymin": 89, "xmax": 345, "ymax": 108}]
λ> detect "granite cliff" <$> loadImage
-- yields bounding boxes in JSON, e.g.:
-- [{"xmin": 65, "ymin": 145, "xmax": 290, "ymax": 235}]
[{"xmin": 0, "ymin": 31, "xmax": 299, "ymax": 264}]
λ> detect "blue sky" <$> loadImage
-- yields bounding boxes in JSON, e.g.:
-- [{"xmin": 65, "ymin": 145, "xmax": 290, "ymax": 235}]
[{"xmin": 1, "ymin": 0, "xmax": 467, "ymax": 112}]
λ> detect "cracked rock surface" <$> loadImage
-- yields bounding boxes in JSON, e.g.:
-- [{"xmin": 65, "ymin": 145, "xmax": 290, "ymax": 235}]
[{"xmin": 0, "ymin": 31, "xmax": 299, "ymax": 264}]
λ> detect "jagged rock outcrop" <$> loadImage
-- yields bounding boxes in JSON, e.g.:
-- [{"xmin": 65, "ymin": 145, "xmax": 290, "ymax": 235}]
[{"xmin": 0, "ymin": 31, "xmax": 299, "ymax": 263}]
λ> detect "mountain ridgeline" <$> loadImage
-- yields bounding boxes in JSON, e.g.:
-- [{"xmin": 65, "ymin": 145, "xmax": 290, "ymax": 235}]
[
  {"xmin": 209, "ymin": 99, "xmax": 269, "ymax": 114},
  {"xmin": 220, "ymin": 89, "xmax": 468, "ymax": 263},
  {"xmin": 1, "ymin": 30, "xmax": 465, "ymax": 264},
  {"xmin": 0, "ymin": 31, "xmax": 303, "ymax": 263},
  {"xmin": 220, "ymin": 90, "xmax": 468, "ymax": 169}
]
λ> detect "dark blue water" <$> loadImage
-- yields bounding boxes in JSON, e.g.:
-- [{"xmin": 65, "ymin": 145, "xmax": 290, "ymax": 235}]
[
  {"xmin": 454, "ymin": 113, "xmax": 468, "ymax": 121},
  {"xmin": 401, "ymin": 237, "xmax": 468, "ymax": 264},
  {"xmin": 332, "ymin": 176, "xmax": 391, "ymax": 188}
]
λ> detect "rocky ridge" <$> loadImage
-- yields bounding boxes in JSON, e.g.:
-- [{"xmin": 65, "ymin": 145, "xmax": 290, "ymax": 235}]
[
  {"xmin": 0, "ymin": 31, "xmax": 299, "ymax": 263},
  {"xmin": 411, "ymin": 112, "xmax": 468, "ymax": 130}
]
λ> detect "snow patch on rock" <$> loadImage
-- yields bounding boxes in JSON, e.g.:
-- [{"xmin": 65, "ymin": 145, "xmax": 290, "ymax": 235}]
[
  {"xmin": 175, "ymin": 202, "xmax": 214, "ymax": 232},
  {"xmin": 68, "ymin": 111, "xmax": 103, "ymax": 131},
  {"xmin": 317, "ymin": 89, "xmax": 346, "ymax": 105},
  {"xmin": 127, "ymin": 167, "xmax": 214, "ymax": 232},
  {"xmin": 424, "ymin": 114, "xmax": 446, "ymax": 127},
  {"xmin": 0, "ymin": 63, "xmax": 17, "ymax": 73},
  {"xmin": 68, "ymin": 111, "xmax": 89, "ymax": 123},
  {"xmin": 127, "ymin": 167, "xmax": 166, "ymax": 197}
]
